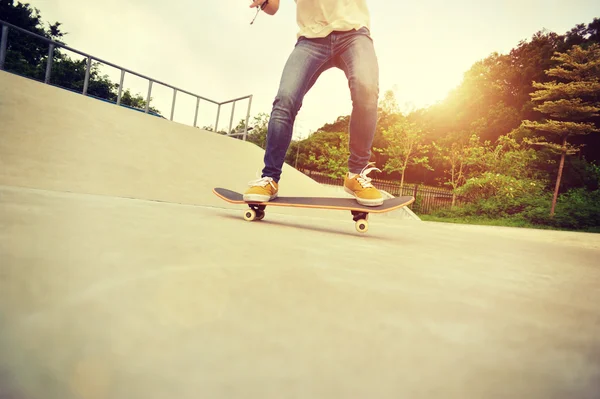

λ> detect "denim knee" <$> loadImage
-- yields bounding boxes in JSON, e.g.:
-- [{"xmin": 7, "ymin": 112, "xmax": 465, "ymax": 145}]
[
  {"xmin": 271, "ymin": 92, "xmax": 301, "ymax": 123},
  {"xmin": 350, "ymin": 80, "xmax": 378, "ymax": 108}
]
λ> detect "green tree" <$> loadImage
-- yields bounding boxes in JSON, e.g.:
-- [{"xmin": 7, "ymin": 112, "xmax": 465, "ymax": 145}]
[
  {"xmin": 243, "ymin": 112, "xmax": 269, "ymax": 148},
  {"xmin": 285, "ymin": 138, "xmax": 310, "ymax": 169},
  {"xmin": 0, "ymin": 0, "xmax": 65, "ymax": 78},
  {"xmin": 318, "ymin": 115, "xmax": 350, "ymax": 133},
  {"xmin": 418, "ymin": 18, "xmax": 600, "ymax": 188},
  {"xmin": 376, "ymin": 117, "xmax": 431, "ymax": 188},
  {"xmin": 1, "ymin": 0, "xmax": 161, "ymax": 115},
  {"xmin": 433, "ymin": 133, "xmax": 483, "ymax": 206},
  {"xmin": 305, "ymin": 132, "xmax": 350, "ymax": 178},
  {"xmin": 455, "ymin": 133, "xmax": 548, "ymax": 216},
  {"xmin": 521, "ymin": 43, "xmax": 600, "ymax": 216},
  {"xmin": 473, "ymin": 134, "xmax": 545, "ymax": 180},
  {"xmin": 379, "ymin": 89, "xmax": 400, "ymax": 115}
]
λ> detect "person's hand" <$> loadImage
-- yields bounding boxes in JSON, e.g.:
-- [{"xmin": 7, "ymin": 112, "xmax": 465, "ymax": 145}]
[
  {"xmin": 248, "ymin": 0, "xmax": 272, "ymax": 23},
  {"xmin": 249, "ymin": 0, "xmax": 267, "ymax": 8}
]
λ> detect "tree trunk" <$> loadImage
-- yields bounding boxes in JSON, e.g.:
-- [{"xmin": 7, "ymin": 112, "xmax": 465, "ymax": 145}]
[
  {"xmin": 550, "ymin": 137, "xmax": 568, "ymax": 217},
  {"xmin": 400, "ymin": 155, "xmax": 410, "ymax": 188}
]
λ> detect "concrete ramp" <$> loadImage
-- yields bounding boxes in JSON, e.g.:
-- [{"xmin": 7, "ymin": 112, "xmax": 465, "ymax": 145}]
[
  {"xmin": 1, "ymin": 70, "xmax": 600, "ymax": 399},
  {"xmin": 0, "ymin": 71, "xmax": 352, "ymax": 219}
]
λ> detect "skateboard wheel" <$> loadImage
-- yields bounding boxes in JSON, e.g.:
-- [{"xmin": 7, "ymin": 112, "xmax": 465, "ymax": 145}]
[
  {"xmin": 244, "ymin": 209, "xmax": 256, "ymax": 221},
  {"xmin": 255, "ymin": 211, "xmax": 265, "ymax": 221},
  {"xmin": 356, "ymin": 219, "xmax": 368, "ymax": 233}
]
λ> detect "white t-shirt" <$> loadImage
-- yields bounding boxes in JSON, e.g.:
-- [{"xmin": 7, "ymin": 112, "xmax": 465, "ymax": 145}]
[{"xmin": 295, "ymin": 0, "xmax": 371, "ymax": 38}]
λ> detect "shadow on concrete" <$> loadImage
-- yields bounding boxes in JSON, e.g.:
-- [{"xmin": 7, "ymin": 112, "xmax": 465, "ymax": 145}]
[{"xmin": 217, "ymin": 213, "xmax": 400, "ymax": 241}]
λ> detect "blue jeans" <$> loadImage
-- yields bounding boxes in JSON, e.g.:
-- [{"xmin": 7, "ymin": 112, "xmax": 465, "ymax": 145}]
[{"xmin": 261, "ymin": 27, "xmax": 379, "ymax": 183}]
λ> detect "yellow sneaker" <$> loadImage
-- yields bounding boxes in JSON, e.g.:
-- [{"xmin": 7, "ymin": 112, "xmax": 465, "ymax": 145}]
[
  {"xmin": 243, "ymin": 176, "xmax": 279, "ymax": 202},
  {"xmin": 344, "ymin": 163, "xmax": 384, "ymax": 206}
]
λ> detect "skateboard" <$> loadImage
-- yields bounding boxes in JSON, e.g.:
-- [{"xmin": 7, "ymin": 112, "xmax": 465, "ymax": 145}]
[{"xmin": 212, "ymin": 187, "xmax": 415, "ymax": 233}]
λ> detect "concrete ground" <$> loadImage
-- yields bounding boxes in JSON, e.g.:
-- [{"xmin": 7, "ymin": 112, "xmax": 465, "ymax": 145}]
[{"xmin": 1, "ymin": 71, "xmax": 599, "ymax": 399}]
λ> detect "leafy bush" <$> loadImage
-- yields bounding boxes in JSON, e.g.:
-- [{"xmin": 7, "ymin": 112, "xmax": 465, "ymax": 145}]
[
  {"xmin": 561, "ymin": 158, "xmax": 600, "ymax": 192},
  {"xmin": 452, "ymin": 172, "xmax": 547, "ymax": 216},
  {"xmin": 435, "ymin": 187, "xmax": 600, "ymax": 230},
  {"xmin": 457, "ymin": 172, "xmax": 543, "ymax": 200},
  {"xmin": 525, "ymin": 188, "xmax": 600, "ymax": 229}
]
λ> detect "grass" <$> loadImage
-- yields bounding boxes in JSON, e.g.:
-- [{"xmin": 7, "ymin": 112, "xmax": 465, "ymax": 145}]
[{"xmin": 419, "ymin": 214, "xmax": 600, "ymax": 233}]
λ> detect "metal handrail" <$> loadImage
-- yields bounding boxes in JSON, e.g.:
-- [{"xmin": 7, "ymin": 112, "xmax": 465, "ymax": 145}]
[{"xmin": 0, "ymin": 19, "xmax": 252, "ymax": 140}]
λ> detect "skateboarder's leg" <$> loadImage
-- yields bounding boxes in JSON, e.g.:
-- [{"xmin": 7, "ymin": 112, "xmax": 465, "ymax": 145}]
[
  {"xmin": 334, "ymin": 27, "xmax": 383, "ymax": 206},
  {"xmin": 335, "ymin": 27, "xmax": 379, "ymax": 174},
  {"xmin": 244, "ymin": 37, "xmax": 333, "ymax": 202},
  {"xmin": 261, "ymin": 37, "xmax": 334, "ymax": 182}
]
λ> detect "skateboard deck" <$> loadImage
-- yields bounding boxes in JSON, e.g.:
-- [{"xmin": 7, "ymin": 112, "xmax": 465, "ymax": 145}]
[{"xmin": 212, "ymin": 187, "xmax": 415, "ymax": 233}]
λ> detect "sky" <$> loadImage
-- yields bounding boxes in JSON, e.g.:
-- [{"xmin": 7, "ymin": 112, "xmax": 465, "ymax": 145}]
[{"xmin": 25, "ymin": 0, "xmax": 600, "ymax": 138}]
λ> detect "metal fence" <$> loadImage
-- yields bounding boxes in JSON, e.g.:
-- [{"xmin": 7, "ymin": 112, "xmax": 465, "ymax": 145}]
[
  {"xmin": 299, "ymin": 169, "xmax": 461, "ymax": 214},
  {"xmin": 0, "ymin": 19, "xmax": 253, "ymax": 140}
]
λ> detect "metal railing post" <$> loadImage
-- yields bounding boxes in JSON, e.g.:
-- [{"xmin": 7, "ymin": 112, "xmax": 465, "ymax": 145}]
[
  {"xmin": 194, "ymin": 97, "xmax": 200, "ymax": 127},
  {"xmin": 83, "ymin": 57, "xmax": 92, "ymax": 95},
  {"xmin": 117, "ymin": 69, "xmax": 125, "ymax": 105},
  {"xmin": 215, "ymin": 104, "xmax": 221, "ymax": 133},
  {"xmin": 228, "ymin": 101, "xmax": 236, "ymax": 135},
  {"xmin": 145, "ymin": 80, "xmax": 153, "ymax": 113},
  {"xmin": 170, "ymin": 88, "xmax": 177, "ymax": 121},
  {"xmin": 244, "ymin": 95, "xmax": 253, "ymax": 141},
  {"xmin": 45, "ymin": 43, "xmax": 55, "ymax": 83},
  {"xmin": 0, "ymin": 25, "xmax": 8, "ymax": 70}
]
